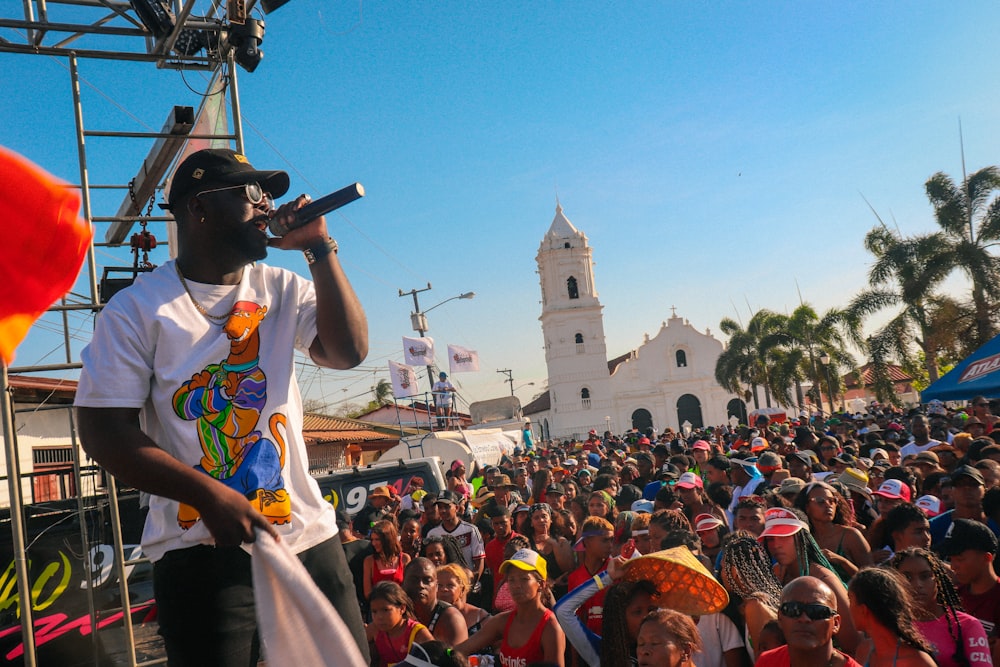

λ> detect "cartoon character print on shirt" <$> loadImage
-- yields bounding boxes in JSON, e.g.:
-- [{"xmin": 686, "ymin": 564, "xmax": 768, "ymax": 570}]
[{"xmin": 171, "ymin": 300, "xmax": 291, "ymax": 529}]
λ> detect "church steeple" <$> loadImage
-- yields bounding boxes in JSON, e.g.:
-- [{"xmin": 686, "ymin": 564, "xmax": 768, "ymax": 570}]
[{"xmin": 536, "ymin": 202, "xmax": 612, "ymax": 439}]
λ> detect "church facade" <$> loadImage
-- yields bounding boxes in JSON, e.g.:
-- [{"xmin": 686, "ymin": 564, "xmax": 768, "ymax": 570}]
[{"xmin": 524, "ymin": 205, "xmax": 744, "ymax": 441}]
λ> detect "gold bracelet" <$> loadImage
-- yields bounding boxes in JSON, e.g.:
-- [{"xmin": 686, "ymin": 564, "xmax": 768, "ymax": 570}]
[{"xmin": 303, "ymin": 237, "xmax": 338, "ymax": 264}]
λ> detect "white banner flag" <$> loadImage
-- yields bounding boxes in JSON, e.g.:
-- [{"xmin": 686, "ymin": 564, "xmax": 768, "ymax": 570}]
[
  {"xmin": 448, "ymin": 344, "xmax": 480, "ymax": 374},
  {"xmin": 402, "ymin": 336, "xmax": 435, "ymax": 366},
  {"xmin": 388, "ymin": 361, "xmax": 420, "ymax": 398}
]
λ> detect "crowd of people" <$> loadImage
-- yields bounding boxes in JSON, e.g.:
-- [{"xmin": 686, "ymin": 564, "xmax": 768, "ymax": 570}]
[{"xmin": 343, "ymin": 398, "xmax": 1000, "ymax": 667}]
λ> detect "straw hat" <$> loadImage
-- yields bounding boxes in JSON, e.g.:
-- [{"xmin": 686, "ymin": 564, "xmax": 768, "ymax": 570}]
[{"xmin": 620, "ymin": 546, "xmax": 729, "ymax": 615}]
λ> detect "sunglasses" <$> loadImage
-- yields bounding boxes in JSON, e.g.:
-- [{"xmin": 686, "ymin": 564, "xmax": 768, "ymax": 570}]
[
  {"xmin": 196, "ymin": 181, "xmax": 273, "ymax": 208},
  {"xmin": 779, "ymin": 601, "xmax": 838, "ymax": 620}
]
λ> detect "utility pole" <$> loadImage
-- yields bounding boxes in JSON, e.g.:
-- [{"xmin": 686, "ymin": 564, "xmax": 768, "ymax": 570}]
[
  {"xmin": 497, "ymin": 369, "xmax": 514, "ymax": 396},
  {"xmin": 399, "ymin": 283, "xmax": 435, "ymax": 394}
]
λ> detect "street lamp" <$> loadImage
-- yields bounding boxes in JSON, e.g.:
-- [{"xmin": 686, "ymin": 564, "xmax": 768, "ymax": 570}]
[
  {"xmin": 819, "ymin": 351, "xmax": 834, "ymax": 416},
  {"xmin": 399, "ymin": 284, "xmax": 475, "ymax": 393},
  {"xmin": 604, "ymin": 415, "xmax": 611, "ymax": 434}
]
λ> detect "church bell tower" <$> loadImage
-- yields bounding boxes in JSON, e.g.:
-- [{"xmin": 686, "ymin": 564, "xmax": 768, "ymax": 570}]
[{"xmin": 536, "ymin": 204, "xmax": 613, "ymax": 439}]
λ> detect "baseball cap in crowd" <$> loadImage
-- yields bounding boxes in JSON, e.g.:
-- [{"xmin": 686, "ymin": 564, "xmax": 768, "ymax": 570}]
[
  {"xmin": 676, "ymin": 472, "xmax": 704, "ymax": 489},
  {"xmin": 513, "ymin": 504, "xmax": 530, "ymax": 516},
  {"xmin": 500, "ymin": 548, "xmax": 548, "ymax": 579},
  {"xmin": 545, "ymin": 483, "xmax": 565, "ymax": 496},
  {"xmin": 656, "ymin": 464, "xmax": 680, "ymax": 482},
  {"xmin": 872, "ymin": 479, "xmax": 912, "ymax": 502},
  {"xmin": 439, "ymin": 371, "xmax": 448, "ymax": 379},
  {"xmin": 564, "ymin": 458, "xmax": 578, "ymax": 467},
  {"xmin": 435, "ymin": 490, "xmax": 461, "ymax": 505},
  {"xmin": 637, "ymin": 436, "xmax": 651, "ymax": 446},
  {"xmin": 634, "ymin": 452, "xmax": 654, "ymax": 465},
  {"xmin": 758, "ymin": 507, "xmax": 808, "ymax": 541},
  {"xmin": 869, "ymin": 448, "xmax": 889, "ymax": 460},
  {"xmin": 788, "ymin": 451, "xmax": 816, "ymax": 467},
  {"xmin": 939, "ymin": 518, "xmax": 999, "ymax": 557},
  {"xmin": 756, "ymin": 451, "xmax": 782, "ymax": 472},
  {"xmin": 750, "ymin": 437, "xmax": 769, "ymax": 453},
  {"xmin": 166, "ymin": 148, "xmax": 290, "ymax": 209},
  {"xmin": 950, "ymin": 465, "xmax": 985, "ymax": 486},
  {"xmin": 631, "ymin": 499, "xmax": 654, "ymax": 514},
  {"xmin": 914, "ymin": 452, "xmax": 940, "ymax": 467},
  {"xmin": 692, "ymin": 440, "xmax": 711, "ymax": 452},
  {"xmin": 589, "ymin": 429, "xmax": 598, "ymax": 436},
  {"xmin": 837, "ymin": 468, "xmax": 871, "ymax": 498},
  {"xmin": 915, "ymin": 495, "xmax": 943, "ymax": 518},
  {"xmin": 694, "ymin": 514, "xmax": 724, "ymax": 533}
]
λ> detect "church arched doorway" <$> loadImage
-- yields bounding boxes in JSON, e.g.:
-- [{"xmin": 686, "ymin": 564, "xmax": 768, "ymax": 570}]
[
  {"xmin": 631, "ymin": 408, "xmax": 653, "ymax": 433},
  {"xmin": 676, "ymin": 394, "xmax": 704, "ymax": 429},
  {"xmin": 727, "ymin": 398, "xmax": 748, "ymax": 425}
]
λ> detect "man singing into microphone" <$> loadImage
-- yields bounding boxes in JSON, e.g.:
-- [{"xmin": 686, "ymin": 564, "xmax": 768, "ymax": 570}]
[{"xmin": 74, "ymin": 148, "xmax": 370, "ymax": 665}]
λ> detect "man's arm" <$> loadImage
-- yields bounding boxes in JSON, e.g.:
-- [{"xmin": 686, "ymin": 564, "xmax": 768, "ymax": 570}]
[
  {"xmin": 77, "ymin": 407, "xmax": 278, "ymax": 547},
  {"xmin": 266, "ymin": 201, "xmax": 367, "ymax": 370}
]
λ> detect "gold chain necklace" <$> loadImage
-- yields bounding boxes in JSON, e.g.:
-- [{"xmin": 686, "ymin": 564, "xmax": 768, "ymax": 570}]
[{"xmin": 174, "ymin": 262, "xmax": 232, "ymax": 322}]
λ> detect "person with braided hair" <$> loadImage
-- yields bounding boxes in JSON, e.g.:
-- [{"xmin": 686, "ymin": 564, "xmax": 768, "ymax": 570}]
[
  {"xmin": 848, "ymin": 567, "xmax": 935, "ymax": 667},
  {"xmin": 719, "ymin": 532, "xmax": 782, "ymax": 662},
  {"xmin": 889, "ymin": 548, "xmax": 991, "ymax": 667},
  {"xmin": 759, "ymin": 507, "xmax": 861, "ymax": 654},
  {"xmin": 794, "ymin": 481, "xmax": 872, "ymax": 580}
]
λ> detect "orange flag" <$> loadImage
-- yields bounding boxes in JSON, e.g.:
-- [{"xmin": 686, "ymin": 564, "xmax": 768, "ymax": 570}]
[{"xmin": 0, "ymin": 147, "xmax": 92, "ymax": 364}]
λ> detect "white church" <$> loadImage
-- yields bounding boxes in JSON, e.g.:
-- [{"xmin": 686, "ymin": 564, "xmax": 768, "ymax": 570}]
[{"xmin": 523, "ymin": 204, "xmax": 746, "ymax": 441}]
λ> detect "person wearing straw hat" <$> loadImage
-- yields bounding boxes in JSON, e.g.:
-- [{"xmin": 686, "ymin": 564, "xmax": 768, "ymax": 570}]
[
  {"xmin": 759, "ymin": 508, "xmax": 861, "ymax": 654},
  {"xmin": 457, "ymin": 548, "xmax": 565, "ymax": 666}
]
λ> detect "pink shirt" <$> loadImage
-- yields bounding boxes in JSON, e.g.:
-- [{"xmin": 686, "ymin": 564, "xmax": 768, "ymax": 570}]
[{"xmin": 915, "ymin": 611, "xmax": 991, "ymax": 667}]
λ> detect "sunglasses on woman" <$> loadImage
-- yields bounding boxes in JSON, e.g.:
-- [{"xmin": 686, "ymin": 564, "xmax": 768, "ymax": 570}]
[{"xmin": 778, "ymin": 601, "xmax": 838, "ymax": 620}]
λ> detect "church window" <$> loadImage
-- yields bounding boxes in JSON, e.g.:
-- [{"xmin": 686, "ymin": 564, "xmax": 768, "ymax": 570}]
[
  {"xmin": 575, "ymin": 333, "xmax": 585, "ymax": 353},
  {"xmin": 567, "ymin": 276, "xmax": 579, "ymax": 299},
  {"xmin": 676, "ymin": 350, "xmax": 687, "ymax": 368},
  {"xmin": 564, "ymin": 242, "xmax": 571, "ymax": 248},
  {"xmin": 581, "ymin": 387, "xmax": 591, "ymax": 409}
]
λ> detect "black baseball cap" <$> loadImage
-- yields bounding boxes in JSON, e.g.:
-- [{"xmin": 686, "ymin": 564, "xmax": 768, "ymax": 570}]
[
  {"xmin": 166, "ymin": 148, "xmax": 290, "ymax": 209},
  {"xmin": 435, "ymin": 490, "xmax": 462, "ymax": 505},
  {"xmin": 545, "ymin": 483, "xmax": 565, "ymax": 496},
  {"xmin": 940, "ymin": 518, "xmax": 999, "ymax": 556}
]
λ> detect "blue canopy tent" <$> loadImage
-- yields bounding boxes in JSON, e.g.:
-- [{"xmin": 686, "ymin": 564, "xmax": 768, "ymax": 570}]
[{"xmin": 921, "ymin": 333, "xmax": 1000, "ymax": 402}]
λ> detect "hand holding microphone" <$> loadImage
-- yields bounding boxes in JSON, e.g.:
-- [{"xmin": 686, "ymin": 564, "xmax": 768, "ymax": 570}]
[{"xmin": 267, "ymin": 182, "xmax": 365, "ymax": 237}]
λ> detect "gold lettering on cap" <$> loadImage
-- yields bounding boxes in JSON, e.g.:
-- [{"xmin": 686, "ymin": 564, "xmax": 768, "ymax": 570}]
[
  {"xmin": 192, "ymin": 168, "xmax": 205, "ymax": 179},
  {"xmin": 234, "ymin": 154, "xmax": 249, "ymax": 164}
]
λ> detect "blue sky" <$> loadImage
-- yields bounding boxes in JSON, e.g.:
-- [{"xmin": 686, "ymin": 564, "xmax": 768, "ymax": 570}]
[{"xmin": 3, "ymin": 1, "xmax": 999, "ymax": 412}]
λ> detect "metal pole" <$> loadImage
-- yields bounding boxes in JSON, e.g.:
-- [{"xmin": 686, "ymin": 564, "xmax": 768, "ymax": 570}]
[
  {"xmin": 0, "ymin": 363, "xmax": 37, "ymax": 667},
  {"xmin": 228, "ymin": 51, "xmax": 245, "ymax": 154}
]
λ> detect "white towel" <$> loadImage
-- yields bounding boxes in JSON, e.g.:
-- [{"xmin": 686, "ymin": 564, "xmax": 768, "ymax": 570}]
[{"xmin": 251, "ymin": 530, "xmax": 367, "ymax": 667}]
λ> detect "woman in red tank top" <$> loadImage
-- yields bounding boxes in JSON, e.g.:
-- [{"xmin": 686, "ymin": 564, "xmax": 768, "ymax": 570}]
[
  {"xmin": 364, "ymin": 520, "xmax": 412, "ymax": 600},
  {"xmin": 456, "ymin": 548, "xmax": 566, "ymax": 666}
]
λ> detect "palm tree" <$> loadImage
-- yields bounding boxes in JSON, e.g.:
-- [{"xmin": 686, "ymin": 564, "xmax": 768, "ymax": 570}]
[
  {"xmin": 847, "ymin": 226, "xmax": 954, "ymax": 388},
  {"xmin": 716, "ymin": 309, "xmax": 786, "ymax": 409},
  {"xmin": 924, "ymin": 166, "xmax": 1000, "ymax": 350},
  {"xmin": 765, "ymin": 305, "xmax": 858, "ymax": 414}
]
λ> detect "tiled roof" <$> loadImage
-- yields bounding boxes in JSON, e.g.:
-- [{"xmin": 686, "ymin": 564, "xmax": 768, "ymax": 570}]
[
  {"xmin": 8, "ymin": 375, "xmax": 77, "ymax": 402},
  {"xmin": 301, "ymin": 413, "xmax": 397, "ymax": 444},
  {"xmin": 523, "ymin": 391, "xmax": 550, "ymax": 415},
  {"xmin": 844, "ymin": 363, "xmax": 913, "ymax": 389}
]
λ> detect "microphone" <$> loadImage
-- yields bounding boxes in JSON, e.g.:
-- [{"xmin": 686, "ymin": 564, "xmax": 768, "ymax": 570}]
[{"xmin": 267, "ymin": 182, "xmax": 365, "ymax": 237}]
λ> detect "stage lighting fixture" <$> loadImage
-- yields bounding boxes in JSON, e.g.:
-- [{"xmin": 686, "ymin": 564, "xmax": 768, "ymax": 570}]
[
  {"xmin": 228, "ymin": 17, "xmax": 265, "ymax": 72},
  {"xmin": 130, "ymin": 0, "xmax": 175, "ymax": 39}
]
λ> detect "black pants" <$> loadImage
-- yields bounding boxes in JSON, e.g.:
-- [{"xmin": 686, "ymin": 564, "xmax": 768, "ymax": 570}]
[{"xmin": 153, "ymin": 537, "xmax": 370, "ymax": 667}]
